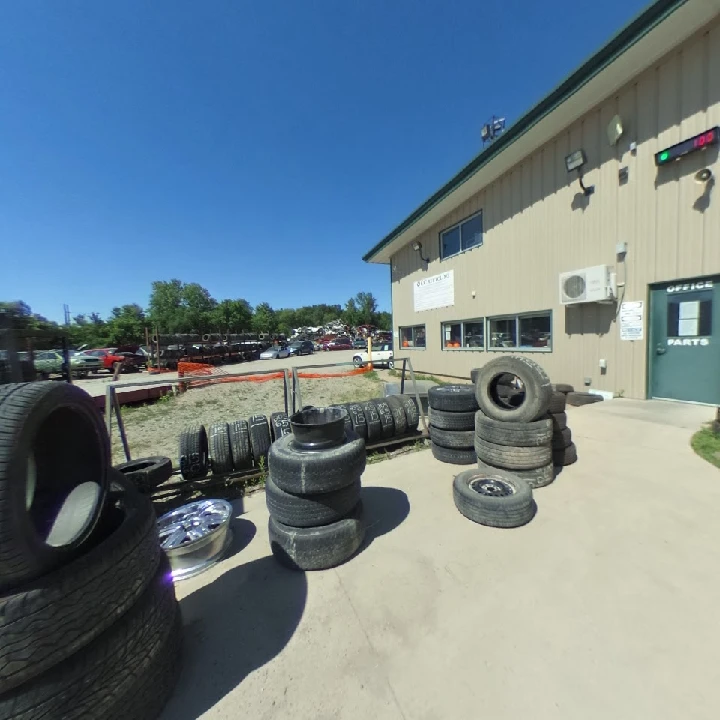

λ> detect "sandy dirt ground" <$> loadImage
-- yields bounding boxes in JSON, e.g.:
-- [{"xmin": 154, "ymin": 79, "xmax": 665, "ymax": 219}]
[{"xmin": 109, "ymin": 351, "xmax": 392, "ymax": 465}]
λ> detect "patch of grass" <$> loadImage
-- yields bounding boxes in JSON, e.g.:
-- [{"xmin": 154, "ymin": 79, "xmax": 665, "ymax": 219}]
[
  {"xmin": 691, "ymin": 425, "xmax": 720, "ymax": 469},
  {"xmin": 387, "ymin": 369, "xmax": 451, "ymax": 385},
  {"xmin": 364, "ymin": 370, "xmax": 380, "ymax": 382}
]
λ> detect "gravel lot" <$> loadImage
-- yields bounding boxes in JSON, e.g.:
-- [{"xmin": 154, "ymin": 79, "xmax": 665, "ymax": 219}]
[{"xmin": 109, "ymin": 351, "xmax": 389, "ymax": 465}]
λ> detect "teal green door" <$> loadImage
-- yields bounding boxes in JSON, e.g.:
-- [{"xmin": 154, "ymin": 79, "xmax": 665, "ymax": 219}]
[{"xmin": 649, "ymin": 277, "xmax": 720, "ymax": 404}]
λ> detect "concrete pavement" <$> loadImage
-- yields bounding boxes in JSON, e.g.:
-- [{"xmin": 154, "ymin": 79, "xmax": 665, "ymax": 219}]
[{"xmin": 159, "ymin": 399, "xmax": 720, "ymax": 720}]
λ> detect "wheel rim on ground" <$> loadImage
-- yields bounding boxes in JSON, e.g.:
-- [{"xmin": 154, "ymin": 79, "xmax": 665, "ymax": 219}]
[{"xmin": 469, "ymin": 477, "xmax": 515, "ymax": 497}]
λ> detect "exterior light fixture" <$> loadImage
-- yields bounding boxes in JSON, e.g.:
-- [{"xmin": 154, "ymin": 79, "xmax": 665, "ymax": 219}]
[
  {"xmin": 412, "ymin": 240, "xmax": 430, "ymax": 264},
  {"xmin": 695, "ymin": 168, "xmax": 713, "ymax": 184},
  {"xmin": 565, "ymin": 149, "xmax": 594, "ymax": 196}
]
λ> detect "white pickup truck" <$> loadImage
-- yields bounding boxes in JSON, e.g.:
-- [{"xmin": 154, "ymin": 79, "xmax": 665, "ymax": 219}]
[{"xmin": 352, "ymin": 343, "xmax": 394, "ymax": 369}]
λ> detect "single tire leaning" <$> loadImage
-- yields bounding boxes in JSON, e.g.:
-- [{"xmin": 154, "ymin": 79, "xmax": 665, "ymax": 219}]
[
  {"xmin": 0, "ymin": 382, "xmax": 109, "ymax": 592},
  {"xmin": 249, "ymin": 415, "xmax": 272, "ymax": 465},
  {"xmin": 478, "ymin": 458, "xmax": 555, "ymax": 490},
  {"xmin": 0, "ymin": 556, "xmax": 180, "ymax": 720},
  {"xmin": 268, "ymin": 431, "xmax": 366, "ymax": 495},
  {"xmin": 345, "ymin": 403, "xmax": 368, "ymax": 440},
  {"xmin": 431, "ymin": 442, "xmax": 476, "ymax": 465},
  {"xmin": 208, "ymin": 422, "xmax": 234, "ymax": 476},
  {"xmin": 398, "ymin": 395, "xmax": 420, "ymax": 432},
  {"xmin": 547, "ymin": 391, "xmax": 566, "ymax": 414},
  {"xmin": 428, "ymin": 408, "xmax": 475, "ymax": 431},
  {"xmin": 553, "ymin": 441, "xmax": 578, "ymax": 466},
  {"xmin": 429, "ymin": 426, "xmax": 474, "ymax": 449},
  {"xmin": 428, "ymin": 384, "xmax": 478, "ymax": 412},
  {"xmin": 0, "ymin": 475, "xmax": 160, "ymax": 693},
  {"xmin": 265, "ymin": 476, "xmax": 361, "ymax": 528},
  {"xmin": 474, "ymin": 411, "xmax": 552, "ymax": 447},
  {"xmin": 268, "ymin": 502, "xmax": 365, "ymax": 571},
  {"xmin": 113, "ymin": 456, "xmax": 172, "ymax": 492},
  {"xmin": 566, "ymin": 392, "xmax": 603, "ymax": 407},
  {"xmin": 552, "ymin": 427, "xmax": 572, "ymax": 449},
  {"xmin": 179, "ymin": 425, "xmax": 209, "ymax": 480},
  {"xmin": 453, "ymin": 468, "xmax": 536, "ymax": 528},
  {"xmin": 385, "ymin": 396, "xmax": 408, "ymax": 436},
  {"xmin": 360, "ymin": 401, "xmax": 383, "ymax": 443},
  {"xmin": 475, "ymin": 435, "xmax": 551, "ymax": 471},
  {"xmin": 270, "ymin": 412, "xmax": 292, "ymax": 442},
  {"xmin": 370, "ymin": 399, "xmax": 395, "ymax": 440},
  {"xmin": 551, "ymin": 412, "xmax": 567, "ymax": 431},
  {"xmin": 475, "ymin": 356, "xmax": 552, "ymax": 423},
  {"xmin": 228, "ymin": 419, "xmax": 252, "ymax": 470}
]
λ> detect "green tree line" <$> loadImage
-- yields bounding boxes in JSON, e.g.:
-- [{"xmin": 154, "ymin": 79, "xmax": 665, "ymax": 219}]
[{"xmin": 1, "ymin": 281, "xmax": 390, "ymax": 349}]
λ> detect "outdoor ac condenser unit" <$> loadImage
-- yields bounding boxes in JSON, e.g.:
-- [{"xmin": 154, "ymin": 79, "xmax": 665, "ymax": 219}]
[{"xmin": 559, "ymin": 265, "xmax": 616, "ymax": 305}]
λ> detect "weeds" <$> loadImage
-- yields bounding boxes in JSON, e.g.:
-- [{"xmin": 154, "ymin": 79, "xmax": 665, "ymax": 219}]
[
  {"xmin": 387, "ymin": 369, "xmax": 450, "ymax": 385},
  {"xmin": 691, "ymin": 425, "xmax": 720, "ymax": 469}
]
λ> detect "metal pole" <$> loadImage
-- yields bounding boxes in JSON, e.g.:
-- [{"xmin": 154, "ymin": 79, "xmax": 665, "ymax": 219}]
[
  {"xmin": 400, "ymin": 358, "xmax": 407, "ymax": 395},
  {"xmin": 112, "ymin": 386, "xmax": 131, "ymax": 461},
  {"xmin": 283, "ymin": 368, "xmax": 289, "ymax": 416},
  {"xmin": 293, "ymin": 367, "xmax": 302, "ymax": 413},
  {"xmin": 105, "ymin": 385, "xmax": 113, "ymax": 447},
  {"xmin": 406, "ymin": 358, "xmax": 429, "ymax": 434}
]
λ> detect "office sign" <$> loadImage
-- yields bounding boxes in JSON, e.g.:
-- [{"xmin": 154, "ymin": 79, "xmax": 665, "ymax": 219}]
[{"xmin": 414, "ymin": 270, "xmax": 454, "ymax": 312}]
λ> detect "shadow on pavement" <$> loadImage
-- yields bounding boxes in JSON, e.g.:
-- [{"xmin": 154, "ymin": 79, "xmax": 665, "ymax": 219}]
[
  {"xmin": 160, "ymin": 554, "xmax": 307, "ymax": 720},
  {"xmin": 360, "ymin": 486, "xmax": 410, "ymax": 548}
]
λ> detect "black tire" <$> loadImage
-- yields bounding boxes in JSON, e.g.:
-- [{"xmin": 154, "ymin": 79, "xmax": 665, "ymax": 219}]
[
  {"xmin": 360, "ymin": 401, "xmax": 382, "ymax": 443},
  {"xmin": 208, "ymin": 422, "xmax": 234, "ymax": 476},
  {"xmin": 332, "ymin": 406, "xmax": 353, "ymax": 435},
  {"xmin": 429, "ymin": 426, "xmax": 474, "ymax": 449},
  {"xmin": 179, "ymin": 425, "xmax": 209, "ymax": 480},
  {"xmin": 551, "ymin": 412, "xmax": 567, "ymax": 430},
  {"xmin": 553, "ymin": 383, "xmax": 575, "ymax": 394},
  {"xmin": 547, "ymin": 391, "xmax": 566, "ymax": 413},
  {"xmin": 430, "ymin": 442, "xmax": 476, "ymax": 465},
  {"xmin": 228, "ymin": 419, "xmax": 252, "ymax": 470},
  {"xmin": 428, "ymin": 384, "xmax": 478, "ymax": 412},
  {"xmin": 370, "ymin": 399, "xmax": 395, "ymax": 439},
  {"xmin": 553, "ymin": 441, "xmax": 578, "ymax": 466},
  {"xmin": 566, "ymin": 392, "xmax": 603, "ymax": 406},
  {"xmin": 478, "ymin": 458, "xmax": 555, "ymax": 490},
  {"xmin": 113, "ymin": 456, "xmax": 172, "ymax": 492},
  {"xmin": 0, "ymin": 383, "xmax": 109, "ymax": 592},
  {"xmin": 428, "ymin": 407, "xmax": 475, "ymax": 431},
  {"xmin": 474, "ymin": 411, "xmax": 552, "ymax": 447},
  {"xmin": 270, "ymin": 412, "xmax": 292, "ymax": 442},
  {"xmin": 345, "ymin": 403, "xmax": 368, "ymax": 440},
  {"xmin": 268, "ymin": 431, "xmax": 366, "ymax": 494},
  {"xmin": 249, "ymin": 414, "xmax": 271, "ymax": 466},
  {"xmin": 385, "ymin": 395, "xmax": 408, "ymax": 435},
  {"xmin": 0, "ymin": 475, "xmax": 160, "ymax": 693},
  {"xmin": 0, "ymin": 556, "xmax": 180, "ymax": 720},
  {"xmin": 265, "ymin": 476, "xmax": 361, "ymax": 528},
  {"xmin": 552, "ymin": 426, "xmax": 572, "ymax": 449},
  {"xmin": 453, "ymin": 468, "xmax": 536, "ymax": 528},
  {"xmin": 475, "ymin": 435, "xmax": 551, "ymax": 470},
  {"xmin": 398, "ymin": 395, "xmax": 420, "ymax": 432},
  {"xmin": 475, "ymin": 356, "xmax": 552, "ymax": 423},
  {"xmin": 268, "ymin": 502, "xmax": 365, "ymax": 571}
]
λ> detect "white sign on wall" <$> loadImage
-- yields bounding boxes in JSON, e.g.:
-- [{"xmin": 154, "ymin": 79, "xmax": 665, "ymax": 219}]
[
  {"xmin": 413, "ymin": 270, "xmax": 454, "ymax": 312},
  {"xmin": 620, "ymin": 301, "xmax": 644, "ymax": 341}
]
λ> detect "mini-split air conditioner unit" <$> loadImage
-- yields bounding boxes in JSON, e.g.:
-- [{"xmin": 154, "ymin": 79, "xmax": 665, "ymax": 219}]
[{"xmin": 559, "ymin": 265, "xmax": 616, "ymax": 305}]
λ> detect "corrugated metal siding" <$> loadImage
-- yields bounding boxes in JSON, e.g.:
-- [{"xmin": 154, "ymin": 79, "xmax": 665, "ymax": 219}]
[{"xmin": 390, "ymin": 20, "xmax": 720, "ymax": 398}]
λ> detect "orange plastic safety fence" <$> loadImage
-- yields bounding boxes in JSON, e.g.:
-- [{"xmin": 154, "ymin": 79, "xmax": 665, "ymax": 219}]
[
  {"xmin": 297, "ymin": 365, "xmax": 373, "ymax": 379},
  {"xmin": 178, "ymin": 362, "xmax": 215, "ymax": 376},
  {"xmin": 184, "ymin": 371, "xmax": 286, "ymax": 389}
]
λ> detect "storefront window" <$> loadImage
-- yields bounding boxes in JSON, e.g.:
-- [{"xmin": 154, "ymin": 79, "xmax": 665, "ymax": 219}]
[
  {"xmin": 400, "ymin": 325, "xmax": 426, "ymax": 348},
  {"xmin": 488, "ymin": 312, "xmax": 552, "ymax": 351},
  {"xmin": 519, "ymin": 313, "xmax": 552, "ymax": 349},
  {"xmin": 441, "ymin": 319, "xmax": 485, "ymax": 350},
  {"xmin": 488, "ymin": 317, "xmax": 517, "ymax": 349}
]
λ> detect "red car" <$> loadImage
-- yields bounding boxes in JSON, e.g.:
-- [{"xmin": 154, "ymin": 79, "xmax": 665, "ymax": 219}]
[
  {"xmin": 82, "ymin": 348, "xmax": 140, "ymax": 373},
  {"xmin": 324, "ymin": 337, "xmax": 353, "ymax": 351}
]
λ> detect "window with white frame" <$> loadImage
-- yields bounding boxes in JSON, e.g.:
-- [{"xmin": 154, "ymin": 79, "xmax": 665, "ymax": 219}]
[
  {"xmin": 487, "ymin": 311, "xmax": 552, "ymax": 351},
  {"xmin": 399, "ymin": 324, "xmax": 426, "ymax": 348},
  {"xmin": 440, "ymin": 211, "xmax": 483, "ymax": 260},
  {"xmin": 441, "ymin": 318, "xmax": 485, "ymax": 350}
]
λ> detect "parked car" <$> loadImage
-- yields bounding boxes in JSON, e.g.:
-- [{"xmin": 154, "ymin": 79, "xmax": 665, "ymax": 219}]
[
  {"xmin": 353, "ymin": 343, "xmax": 394, "ymax": 369},
  {"xmin": 260, "ymin": 346, "xmax": 290, "ymax": 360},
  {"xmin": 324, "ymin": 337, "xmax": 353, "ymax": 351},
  {"xmin": 352, "ymin": 338, "xmax": 367, "ymax": 349},
  {"xmin": 34, "ymin": 350, "xmax": 103, "ymax": 378},
  {"xmin": 81, "ymin": 348, "xmax": 134, "ymax": 373},
  {"xmin": 287, "ymin": 340, "xmax": 314, "ymax": 356}
]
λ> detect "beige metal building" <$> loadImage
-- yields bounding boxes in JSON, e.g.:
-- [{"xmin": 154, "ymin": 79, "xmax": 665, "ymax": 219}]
[{"xmin": 364, "ymin": 0, "xmax": 720, "ymax": 404}]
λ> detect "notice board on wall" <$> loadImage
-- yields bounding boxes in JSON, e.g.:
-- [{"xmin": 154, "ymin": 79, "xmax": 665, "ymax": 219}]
[
  {"xmin": 413, "ymin": 270, "xmax": 454, "ymax": 312},
  {"xmin": 619, "ymin": 301, "xmax": 644, "ymax": 341}
]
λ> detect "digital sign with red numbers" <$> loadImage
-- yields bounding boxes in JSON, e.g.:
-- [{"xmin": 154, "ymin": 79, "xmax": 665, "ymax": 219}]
[{"xmin": 655, "ymin": 127, "xmax": 720, "ymax": 166}]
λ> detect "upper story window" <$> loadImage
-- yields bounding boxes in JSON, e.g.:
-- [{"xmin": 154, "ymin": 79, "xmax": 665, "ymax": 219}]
[{"xmin": 440, "ymin": 211, "xmax": 483, "ymax": 260}]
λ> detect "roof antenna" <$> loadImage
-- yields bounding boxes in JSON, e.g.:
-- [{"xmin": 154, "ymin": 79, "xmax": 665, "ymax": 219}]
[{"xmin": 481, "ymin": 116, "xmax": 506, "ymax": 146}]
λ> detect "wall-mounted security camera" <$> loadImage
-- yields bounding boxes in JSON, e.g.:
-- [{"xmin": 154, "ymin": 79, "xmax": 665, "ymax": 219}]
[{"xmin": 565, "ymin": 149, "xmax": 594, "ymax": 196}]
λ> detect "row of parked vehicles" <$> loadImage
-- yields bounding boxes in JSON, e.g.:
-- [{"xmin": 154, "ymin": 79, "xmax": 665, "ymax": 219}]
[{"xmin": 29, "ymin": 347, "xmax": 147, "ymax": 379}]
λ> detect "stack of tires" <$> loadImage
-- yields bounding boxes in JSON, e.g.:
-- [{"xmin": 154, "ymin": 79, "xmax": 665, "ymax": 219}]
[
  {"xmin": 428, "ymin": 385, "xmax": 478, "ymax": 464},
  {"xmin": 550, "ymin": 385, "xmax": 578, "ymax": 468},
  {"xmin": 328, "ymin": 396, "xmax": 420, "ymax": 445},
  {"xmin": 266, "ymin": 408, "xmax": 366, "ymax": 570},
  {"xmin": 0, "ymin": 382, "xmax": 180, "ymax": 720},
  {"xmin": 473, "ymin": 357, "xmax": 556, "ymax": 489}
]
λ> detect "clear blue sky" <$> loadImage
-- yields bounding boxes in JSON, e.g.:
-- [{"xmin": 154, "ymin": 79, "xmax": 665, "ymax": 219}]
[{"xmin": 1, "ymin": 0, "xmax": 650, "ymax": 323}]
